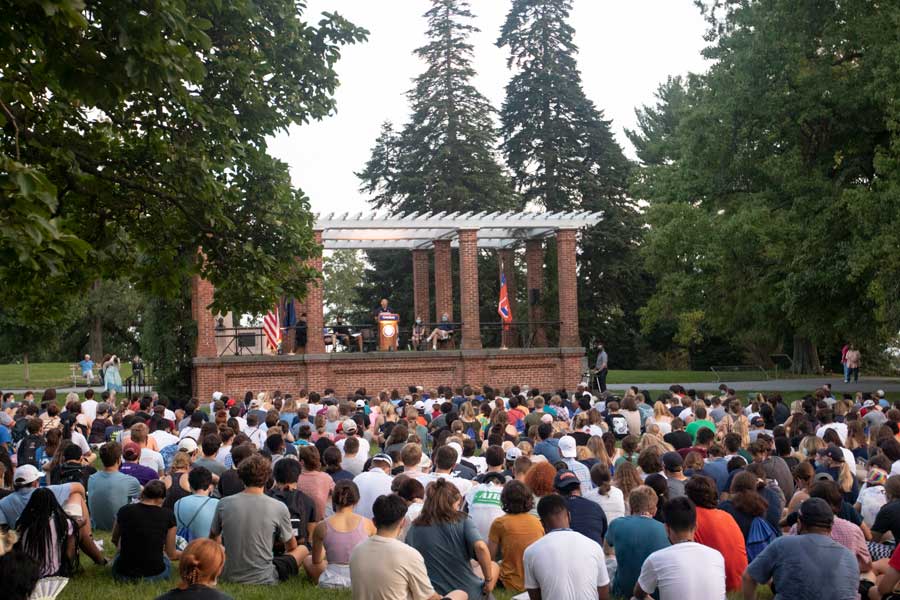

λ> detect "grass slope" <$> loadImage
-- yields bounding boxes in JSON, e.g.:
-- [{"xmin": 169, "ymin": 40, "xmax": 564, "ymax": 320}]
[{"xmin": 0, "ymin": 362, "xmax": 133, "ymax": 390}]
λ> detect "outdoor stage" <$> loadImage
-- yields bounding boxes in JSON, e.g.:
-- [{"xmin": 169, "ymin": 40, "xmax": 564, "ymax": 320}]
[
  {"xmin": 193, "ymin": 347, "xmax": 585, "ymax": 399},
  {"xmin": 191, "ymin": 211, "xmax": 600, "ymax": 400}
]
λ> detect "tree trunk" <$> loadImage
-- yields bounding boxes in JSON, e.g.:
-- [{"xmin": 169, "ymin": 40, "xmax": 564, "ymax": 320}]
[
  {"xmin": 90, "ymin": 279, "xmax": 103, "ymax": 358},
  {"xmin": 23, "ymin": 351, "xmax": 29, "ymax": 384},
  {"xmin": 791, "ymin": 336, "xmax": 820, "ymax": 374}
]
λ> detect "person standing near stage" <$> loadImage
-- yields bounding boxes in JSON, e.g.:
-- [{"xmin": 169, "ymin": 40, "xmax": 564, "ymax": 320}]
[
  {"xmin": 594, "ymin": 342, "xmax": 609, "ymax": 392},
  {"xmin": 845, "ymin": 344, "xmax": 861, "ymax": 383}
]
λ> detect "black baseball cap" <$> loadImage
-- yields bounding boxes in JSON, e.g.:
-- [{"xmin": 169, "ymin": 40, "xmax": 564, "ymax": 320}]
[
  {"xmin": 553, "ymin": 469, "xmax": 581, "ymax": 492},
  {"xmin": 798, "ymin": 497, "xmax": 834, "ymax": 528}
]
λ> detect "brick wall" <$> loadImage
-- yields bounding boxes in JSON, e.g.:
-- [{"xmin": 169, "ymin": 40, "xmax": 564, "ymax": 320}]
[
  {"xmin": 193, "ymin": 348, "xmax": 585, "ymax": 400},
  {"xmin": 458, "ymin": 229, "xmax": 481, "ymax": 349},
  {"xmin": 433, "ymin": 239, "xmax": 453, "ymax": 321},
  {"xmin": 191, "ymin": 275, "xmax": 217, "ymax": 359}
]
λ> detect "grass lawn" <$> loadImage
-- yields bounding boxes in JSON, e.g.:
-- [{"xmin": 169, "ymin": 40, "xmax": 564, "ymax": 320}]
[
  {"xmin": 61, "ymin": 531, "xmax": 771, "ymax": 600},
  {"xmin": 0, "ymin": 362, "xmax": 133, "ymax": 390}
]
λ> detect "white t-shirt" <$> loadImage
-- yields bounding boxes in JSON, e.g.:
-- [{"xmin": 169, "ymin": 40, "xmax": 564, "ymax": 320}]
[
  {"xmin": 151, "ymin": 430, "xmax": 179, "ymax": 450},
  {"xmin": 163, "ymin": 408, "xmax": 176, "ymax": 422},
  {"xmin": 245, "ymin": 426, "xmax": 266, "ymax": 449},
  {"xmin": 179, "ymin": 426, "xmax": 201, "ymax": 441},
  {"xmin": 583, "ymin": 486, "xmax": 626, "ymax": 523},
  {"xmin": 342, "ymin": 453, "xmax": 368, "ymax": 476},
  {"xmin": 464, "ymin": 482, "xmax": 505, "ymax": 540},
  {"xmin": 637, "ymin": 542, "xmax": 726, "ymax": 600},
  {"xmin": 413, "ymin": 472, "xmax": 474, "ymax": 497},
  {"xmin": 858, "ymin": 484, "xmax": 887, "ymax": 527},
  {"xmin": 337, "ymin": 435, "xmax": 370, "ymax": 458},
  {"xmin": 524, "ymin": 529, "xmax": 609, "ymax": 599},
  {"xmin": 352, "ymin": 469, "xmax": 394, "ymax": 519},
  {"xmin": 816, "ymin": 423, "xmax": 848, "ymax": 445},
  {"xmin": 81, "ymin": 399, "xmax": 98, "ymax": 421},
  {"xmin": 70, "ymin": 431, "xmax": 90, "ymax": 455},
  {"xmin": 137, "ymin": 446, "xmax": 165, "ymax": 474}
]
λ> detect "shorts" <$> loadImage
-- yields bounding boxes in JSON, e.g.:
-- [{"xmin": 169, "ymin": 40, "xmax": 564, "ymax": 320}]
[
  {"xmin": 273, "ymin": 553, "xmax": 299, "ymax": 581},
  {"xmin": 318, "ymin": 563, "xmax": 351, "ymax": 589}
]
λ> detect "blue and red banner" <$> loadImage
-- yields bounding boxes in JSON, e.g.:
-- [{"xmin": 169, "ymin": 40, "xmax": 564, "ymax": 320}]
[{"xmin": 498, "ymin": 271, "xmax": 512, "ymax": 330}]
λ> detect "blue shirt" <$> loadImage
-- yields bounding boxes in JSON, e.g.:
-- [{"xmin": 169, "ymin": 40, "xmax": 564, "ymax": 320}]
[
  {"xmin": 80, "ymin": 359, "xmax": 94, "ymax": 372},
  {"xmin": 174, "ymin": 494, "xmax": 219, "ymax": 540},
  {"xmin": 606, "ymin": 515, "xmax": 670, "ymax": 598},
  {"xmin": 565, "ymin": 495, "xmax": 608, "ymax": 545},
  {"xmin": 534, "ymin": 439, "xmax": 561, "ymax": 463},
  {"xmin": 0, "ymin": 484, "xmax": 72, "ymax": 527},
  {"xmin": 0, "ymin": 425, "xmax": 11, "ymax": 451},
  {"xmin": 88, "ymin": 470, "xmax": 141, "ymax": 530},
  {"xmin": 745, "ymin": 533, "xmax": 858, "ymax": 600}
]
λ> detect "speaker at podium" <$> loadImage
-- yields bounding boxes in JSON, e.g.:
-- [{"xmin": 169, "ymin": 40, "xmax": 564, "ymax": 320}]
[{"xmin": 377, "ymin": 313, "xmax": 399, "ymax": 351}]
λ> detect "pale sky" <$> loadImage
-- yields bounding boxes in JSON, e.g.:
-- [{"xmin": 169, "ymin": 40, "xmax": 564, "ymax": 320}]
[{"xmin": 267, "ymin": 0, "xmax": 710, "ymax": 216}]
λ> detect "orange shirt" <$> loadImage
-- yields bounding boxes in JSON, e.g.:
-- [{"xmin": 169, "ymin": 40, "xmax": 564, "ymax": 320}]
[
  {"xmin": 693, "ymin": 506, "xmax": 748, "ymax": 591},
  {"xmin": 488, "ymin": 513, "xmax": 545, "ymax": 591}
]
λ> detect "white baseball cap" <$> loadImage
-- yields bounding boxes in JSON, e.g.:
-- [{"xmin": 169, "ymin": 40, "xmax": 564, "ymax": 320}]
[
  {"xmin": 356, "ymin": 399, "xmax": 366, "ymax": 408},
  {"xmin": 559, "ymin": 435, "xmax": 577, "ymax": 458},
  {"xmin": 447, "ymin": 442, "xmax": 463, "ymax": 463},
  {"xmin": 414, "ymin": 401, "xmax": 426, "ymax": 410},
  {"xmin": 14, "ymin": 464, "xmax": 41, "ymax": 486},
  {"xmin": 505, "ymin": 447, "xmax": 522, "ymax": 461},
  {"xmin": 212, "ymin": 391, "xmax": 223, "ymax": 401},
  {"xmin": 342, "ymin": 418, "xmax": 358, "ymax": 433},
  {"xmin": 877, "ymin": 390, "xmax": 886, "ymax": 398},
  {"xmin": 178, "ymin": 438, "xmax": 198, "ymax": 453},
  {"xmin": 540, "ymin": 413, "xmax": 553, "ymax": 424}
]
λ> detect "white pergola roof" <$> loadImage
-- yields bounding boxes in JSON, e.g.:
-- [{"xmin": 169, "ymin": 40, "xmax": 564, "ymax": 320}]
[{"xmin": 315, "ymin": 210, "xmax": 602, "ymax": 250}]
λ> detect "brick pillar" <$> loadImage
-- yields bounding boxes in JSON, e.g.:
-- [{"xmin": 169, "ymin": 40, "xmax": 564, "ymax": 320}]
[
  {"xmin": 525, "ymin": 238, "xmax": 547, "ymax": 347},
  {"xmin": 433, "ymin": 239, "xmax": 453, "ymax": 321},
  {"xmin": 304, "ymin": 230, "xmax": 326, "ymax": 353},
  {"xmin": 499, "ymin": 249, "xmax": 518, "ymax": 348},
  {"xmin": 557, "ymin": 229, "xmax": 580, "ymax": 348},
  {"xmin": 458, "ymin": 229, "xmax": 481, "ymax": 349},
  {"xmin": 191, "ymin": 275, "xmax": 218, "ymax": 358},
  {"xmin": 412, "ymin": 249, "xmax": 431, "ymax": 323}
]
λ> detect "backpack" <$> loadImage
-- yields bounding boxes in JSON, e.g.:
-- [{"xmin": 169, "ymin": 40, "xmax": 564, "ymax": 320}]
[
  {"xmin": 746, "ymin": 516, "xmax": 778, "ymax": 562},
  {"xmin": 11, "ymin": 418, "xmax": 29, "ymax": 445},
  {"xmin": 16, "ymin": 433, "xmax": 44, "ymax": 467},
  {"xmin": 176, "ymin": 496, "xmax": 212, "ymax": 544},
  {"xmin": 56, "ymin": 463, "xmax": 90, "ymax": 488}
]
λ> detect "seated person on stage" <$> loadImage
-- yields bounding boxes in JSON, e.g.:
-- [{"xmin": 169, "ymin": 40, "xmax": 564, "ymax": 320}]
[
  {"xmin": 426, "ymin": 313, "xmax": 453, "ymax": 350},
  {"xmin": 412, "ymin": 316, "xmax": 427, "ymax": 350},
  {"xmin": 332, "ymin": 316, "xmax": 363, "ymax": 352}
]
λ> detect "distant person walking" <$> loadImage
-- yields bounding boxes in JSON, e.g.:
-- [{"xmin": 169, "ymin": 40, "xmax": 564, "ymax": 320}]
[
  {"xmin": 594, "ymin": 342, "xmax": 609, "ymax": 393},
  {"xmin": 840, "ymin": 343, "xmax": 850, "ymax": 383},
  {"xmin": 845, "ymin": 345, "xmax": 861, "ymax": 383}
]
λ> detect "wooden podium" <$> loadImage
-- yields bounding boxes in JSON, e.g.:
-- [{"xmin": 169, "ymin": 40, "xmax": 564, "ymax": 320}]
[{"xmin": 377, "ymin": 313, "xmax": 400, "ymax": 351}]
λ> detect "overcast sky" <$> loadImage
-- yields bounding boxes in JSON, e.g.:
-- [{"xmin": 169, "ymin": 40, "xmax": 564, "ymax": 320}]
[{"xmin": 267, "ymin": 0, "xmax": 710, "ymax": 216}]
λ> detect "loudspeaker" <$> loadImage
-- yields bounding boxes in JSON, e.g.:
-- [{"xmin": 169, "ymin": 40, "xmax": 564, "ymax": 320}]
[{"xmin": 529, "ymin": 288, "xmax": 541, "ymax": 306}]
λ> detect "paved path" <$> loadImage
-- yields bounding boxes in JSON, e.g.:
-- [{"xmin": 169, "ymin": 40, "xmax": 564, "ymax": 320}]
[{"xmin": 608, "ymin": 376, "xmax": 900, "ymax": 394}]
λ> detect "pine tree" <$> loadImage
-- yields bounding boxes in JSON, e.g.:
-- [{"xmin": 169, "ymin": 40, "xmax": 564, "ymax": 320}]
[
  {"xmin": 357, "ymin": 0, "xmax": 516, "ymax": 323},
  {"xmin": 497, "ymin": 0, "xmax": 647, "ymax": 365}
]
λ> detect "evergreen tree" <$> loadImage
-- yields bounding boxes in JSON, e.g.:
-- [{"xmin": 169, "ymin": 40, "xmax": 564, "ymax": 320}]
[
  {"xmin": 497, "ymin": 0, "xmax": 646, "ymax": 365},
  {"xmin": 357, "ymin": 0, "xmax": 515, "ymax": 323}
]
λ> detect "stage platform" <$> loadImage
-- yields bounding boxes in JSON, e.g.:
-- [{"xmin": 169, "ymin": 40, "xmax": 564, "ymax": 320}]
[{"xmin": 193, "ymin": 347, "xmax": 585, "ymax": 400}]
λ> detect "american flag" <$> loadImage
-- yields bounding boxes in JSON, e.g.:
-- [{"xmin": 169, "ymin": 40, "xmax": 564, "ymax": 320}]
[
  {"xmin": 263, "ymin": 306, "xmax": 281, "ymax": 352},
  {"xmin": 498, "ymin": 271, "xmax": 512, "ymax": 331}
]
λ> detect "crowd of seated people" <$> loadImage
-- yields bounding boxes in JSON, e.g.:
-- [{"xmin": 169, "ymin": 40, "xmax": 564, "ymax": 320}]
[{"xmin": 0, "ymin": 382, "xmax": 897, "ymax": 599}]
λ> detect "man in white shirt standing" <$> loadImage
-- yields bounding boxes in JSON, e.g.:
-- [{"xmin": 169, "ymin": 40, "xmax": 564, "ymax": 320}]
[
  {"xmin": 524, "ymin": 493, "xmax": 610, "ymax": 600},
  {"xmin": 634, "ymin": 496, "xmax": 726, "ymax": 600}
]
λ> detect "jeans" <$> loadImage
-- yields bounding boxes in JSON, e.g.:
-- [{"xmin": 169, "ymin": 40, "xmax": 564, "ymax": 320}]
[
  {"xmin": 843, "ymin": 363, "xmax": 850, "ymax": 382},
  {"xmin": 111, "ymin": 555, "xmax": 171, "ymax": 582},
  {"xmin": 848, "ymin": 367, "xmax": 859, "ymax": 383}
]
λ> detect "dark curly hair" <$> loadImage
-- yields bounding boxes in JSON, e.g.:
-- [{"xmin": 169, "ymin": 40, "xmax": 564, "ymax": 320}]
[
  {"xmin": 332, "ymin": 480, "xmax": 360, "ymax": 510},
  {"xmin": 500, "ymin": 480, "xmax": 534, "ymax": 515},
  {"xmin": 685, "ymin": 474, "xmax": 719, "ymax": 509}
]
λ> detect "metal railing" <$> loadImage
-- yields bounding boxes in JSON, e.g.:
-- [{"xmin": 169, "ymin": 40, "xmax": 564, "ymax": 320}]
[{"xmin": 213, "ymin": 319, "xmax": 565, "ymax": 355}]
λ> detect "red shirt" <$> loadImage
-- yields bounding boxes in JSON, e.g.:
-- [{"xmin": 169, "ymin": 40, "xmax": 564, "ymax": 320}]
[
  {"xmin": 507, "ymin": 408, "xmax": 525, "ymax": 425},
  {"xmin": 694, "ymin": 506, "xmax": 748, "ymax": 591}
]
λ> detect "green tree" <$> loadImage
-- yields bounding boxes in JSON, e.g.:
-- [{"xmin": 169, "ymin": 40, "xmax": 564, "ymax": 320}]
[
  {"xmin": 357, "ymin": 0, "xmax": 515, "ymax": 323},
  {"xmin": 1, "ymin": 0, "xmax": 366, "ymax": 321},
  {"xmin": 140, "ymin": 278, "xmax": 195, "ymax": 400},
  {"xmin": 497, "ymin": 0, "xmax": 647, "ymax": 365},
  {"xmin": 323, "ymin": 250, "xmax": 366, "ymax": 321},
  {"xmin": 633, "ymin": 0, "xmax": 900, "ymax": 372}
]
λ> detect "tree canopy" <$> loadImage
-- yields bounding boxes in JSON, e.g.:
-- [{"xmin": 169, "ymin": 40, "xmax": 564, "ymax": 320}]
[
  {"xmin": 631, "ymin": 0, "xmax": 900, "ymax": 371},
  {"xmin": 1, "ymin": 0, "xmax": 366, "ymax": 318}
]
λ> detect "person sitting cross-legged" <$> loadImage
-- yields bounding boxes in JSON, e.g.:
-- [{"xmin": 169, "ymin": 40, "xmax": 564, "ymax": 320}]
[
  {"xmin": 633, "ymin": 496, "xmax": 726, "ymax": 600},
  {"xmin": 350, "ymin": 493, "xmax": 467, "ymax": 600},
  {"xmin": 605, "ymin": 485, "xmax": 670, "ymax": 599},
  {"xmin": 523, "ymin": 493, "xmax": 610, "ymax": 600},
  {"xmin": 210, "ymin": 453, "xmax": 309, "ymax": 584},
  {"xmin": 111, "ymin": 480, "xmax": 182, "ymax": 582}
]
